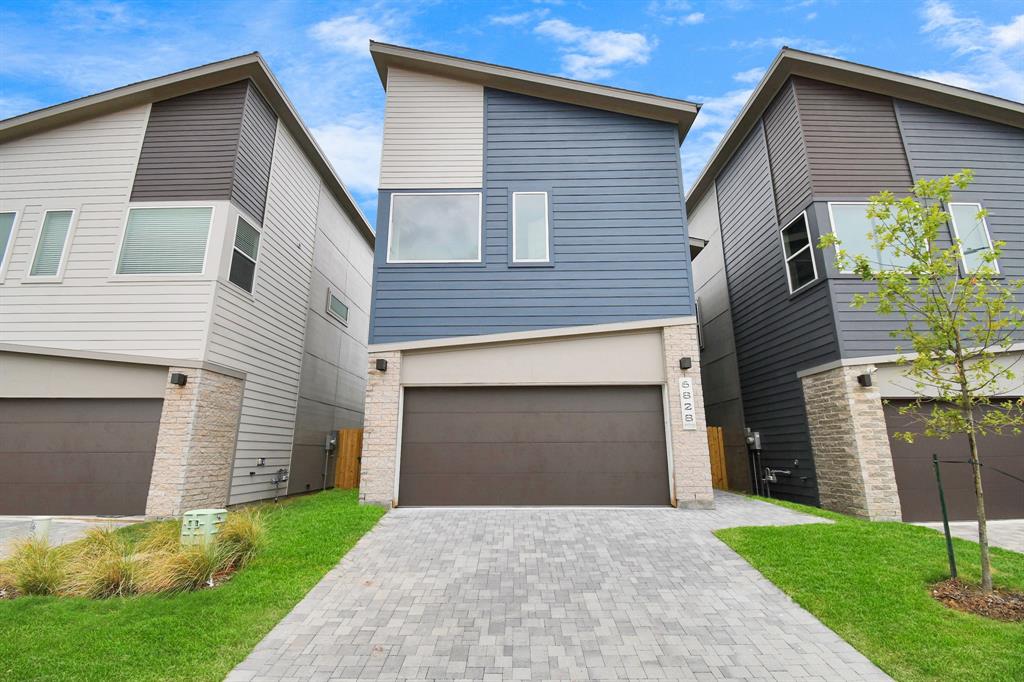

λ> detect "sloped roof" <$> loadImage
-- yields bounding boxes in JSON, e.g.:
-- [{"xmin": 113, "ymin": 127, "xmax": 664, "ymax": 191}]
[
  {"xmin": 0, "ymin": 53, "xmax": 374, "ymax": 246},
  {"xmin": 686, "ymin": 47, "xmax": 1024, "ymax": 213}
]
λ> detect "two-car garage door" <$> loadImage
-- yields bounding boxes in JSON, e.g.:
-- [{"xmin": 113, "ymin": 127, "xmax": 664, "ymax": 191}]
[{"xmin": 398, "ymin": 386, "xmax": 671, "ymax": 506}]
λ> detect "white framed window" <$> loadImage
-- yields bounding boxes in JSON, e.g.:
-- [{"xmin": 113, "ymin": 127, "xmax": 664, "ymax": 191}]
[
  {"xmin": 116, "ymin": 206, "xmax": 213, "ymax": 275},
  {"xmin": 827, "ymin": 202, "xmax": 912, "ymax": 272},
  {"xmin": 387, "ymin": 193, "xmax": 482, "ymax": 263},
  {"xmin": 229, "ymin": 216, "xmax": 261, "ymax": 292},
  {"xmin": 326, "ymin": 290, "xmax": 349, "ymax": 325},
  {"xmin": 948, "ymin": 202, "xmax": 998, "ymax": 274},
  {"xmin": 779, "ymin": 211, "xmax": 818, "ymax": 294},
  {"xmin": 28, "ymin": 209, "xmax": 75, "ymax": 280},
  {"xmin": 512, "ymin": 191, "xmax": 550, "ymax": 263},
  {"xmin": 0, "ymin": 211, "xmax": 17, "ymax": 271}
]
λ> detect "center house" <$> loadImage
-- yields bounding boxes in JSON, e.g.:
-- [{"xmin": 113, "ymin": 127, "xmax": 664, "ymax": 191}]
[{"xmin": 359, "ymin": 43, "xmax": 714, "ymax": 507}]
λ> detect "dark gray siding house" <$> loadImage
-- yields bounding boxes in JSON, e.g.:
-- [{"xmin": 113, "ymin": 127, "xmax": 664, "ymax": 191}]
[
  {"xmin": 358, "ymin": 43, "xmax": 715, "ymax": 510},
  {"xmin": 687, "ymin": 48, "xmax": 1024, "ymax": 522}
]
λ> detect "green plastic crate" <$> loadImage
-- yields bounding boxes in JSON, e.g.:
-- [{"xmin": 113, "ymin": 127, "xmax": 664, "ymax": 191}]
[{"xmin": 180, "ymin": 508, "xmax": 227, "ymax": 546}]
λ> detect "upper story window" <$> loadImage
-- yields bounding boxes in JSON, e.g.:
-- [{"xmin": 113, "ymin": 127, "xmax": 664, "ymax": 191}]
[
  {"xmin": 948, "ymin": 203, "xmax": 998, "ymax": 274},
  {"xmin": 29, "ymin": 210, "xmax": 74, "ymax": 278},
  {"xmin": 387, "ymin": 193, "xmax": 481, "ymax": 263},
  {"xmin": 229, "ymin": 217, "xmax": 261, "ymax": 292},
  {"xmin": 512, "ymin": 192, "xmax": 550, "ymax": 263},
  {"xmin": 827, "ymin": 202, "xmax": 912, "ymax": 271},
  {"xmin": 780, "ymin": 212, "xmax": 818, "ymax": 294},
  {"xmin": 695, "ymin": 297, "xmax": 705, "ymax": 350},
  {"xmin": 326, "ymin": 290, "xmax": 349, "ymax": 325},
  {"xmin": 117, "ymin": 206, "xmax": 212, "ymax": 275},
  {"xmin": 0, "ymin": 212, "xmax": 16, "ymax": 270}
]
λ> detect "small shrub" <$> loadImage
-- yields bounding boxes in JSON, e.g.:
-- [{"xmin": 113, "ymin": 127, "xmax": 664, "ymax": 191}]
[
  {"xmin": 6, "ymin": 538, "xmax": 67, "ymax": 596},
  {"xmin": 136, "ymin": 518, "xmax": 183, "ymax": 555},
  {"xmin": 65, "ymin": 529, "xmax": 138, "ymax": 598},
  {"xmin": 138, "ymin": 542, "xmax": 230, "ymax": 594},
  {"xmin": 218, "ymin": 508, "xmax": 267, "ymax": 569},
  {"xmin": 0, "ymin": 559, "xmax": 16, "ymax": 598}
]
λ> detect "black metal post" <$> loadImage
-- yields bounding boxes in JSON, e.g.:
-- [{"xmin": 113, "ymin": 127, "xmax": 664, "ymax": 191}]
[{"xmin": 932, "ymin": 454, "xmax": 958, "ymax": 579}]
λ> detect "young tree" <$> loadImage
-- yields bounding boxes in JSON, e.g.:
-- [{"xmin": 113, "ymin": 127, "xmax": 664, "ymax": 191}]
[{"xmin": 819, "ymin": 170, "xmax": 1024, "ymax": 592}]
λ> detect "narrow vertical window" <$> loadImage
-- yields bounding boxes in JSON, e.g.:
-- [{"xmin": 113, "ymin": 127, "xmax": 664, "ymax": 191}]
[
  {"xmin": 0, "ymin": 212, "xmax": 16, "ymax": 269},
  {"xmin": 780, "ymin": 212, "xmax": 818, "ymax": 293},
  {"xmin": 948, "ymin": 203, "xmax": 998, "ymax": 274},
  {"xmin": 695, "ymin": 298, "xmax": 705, "ymax": 350},
  {"xmin": 229, "ymin": 217, "xmax": 261, "ymax": 292},
  {"xmin": 512, "ymin": 192, "xmax": 549, "ymax": 263},
  {"xmin": 326, "ymin": 290, "xmax": 349, "ymax": 324},
  {"xmin": 30, "ymin": 210, "xmax": 74, "ymax": 277}
]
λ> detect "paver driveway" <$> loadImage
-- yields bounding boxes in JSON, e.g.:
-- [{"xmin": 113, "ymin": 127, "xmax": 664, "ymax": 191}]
[{"xmin": 229, "ymin": 492, "xmax": 889, "ymax": 681}]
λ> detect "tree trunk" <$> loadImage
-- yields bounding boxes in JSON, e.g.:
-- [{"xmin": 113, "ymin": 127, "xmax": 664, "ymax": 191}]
[{"xmin": 965, "ymin": 413, "xmax": 993, "ymax": 592}]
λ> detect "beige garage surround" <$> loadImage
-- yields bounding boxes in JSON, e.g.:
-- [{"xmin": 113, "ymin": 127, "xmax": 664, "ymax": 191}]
[{"xmin": 0, "ymin": 351, "xmax": 168, "ymax": 399}]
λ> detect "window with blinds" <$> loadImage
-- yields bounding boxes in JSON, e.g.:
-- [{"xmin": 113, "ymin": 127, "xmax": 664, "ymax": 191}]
[
  {"xmin": 116, "ymin": 207, "xmax": 212, "ymax": 275},
  {"xmin": 229, "ymin": 217, "xmax": 261, "ymax": 292},
  {"xmin": 30, "ymin": 210, "xmax": 74, "ymax": 277},
  {"xmin": 0, "ymin": 212, "xmax": 16, "ymax": 268}
]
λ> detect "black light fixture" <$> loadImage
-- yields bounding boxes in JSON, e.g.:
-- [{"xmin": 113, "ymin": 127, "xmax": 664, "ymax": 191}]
[
  {"xmin": 857, "ymin": 373, "xmax": 872, "ymax": 387},
  {"xmin": 169, "ymin": 372, "xmax": 188, "ymax": 386},
  {"xmin": 375, "ymin": 358, "xmax": 388, "ymax": 372},
  {"xmin": 679, "ymin": 357, "xmax": 692, "ymax": 370}
]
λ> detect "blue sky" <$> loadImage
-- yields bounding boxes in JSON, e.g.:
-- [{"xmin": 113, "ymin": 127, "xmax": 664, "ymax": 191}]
[{"xmin": 2, "ymin": 0, "xmax": 1022, "ymax": 225}]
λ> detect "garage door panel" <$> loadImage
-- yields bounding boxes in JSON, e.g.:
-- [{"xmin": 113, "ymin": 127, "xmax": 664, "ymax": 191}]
[
  {"xmin": 0, "ymin": 399, "xmax": 164, "ymax": 423},
  {"xmin": 399, "ymin": 386, "xmax": 670, "ymax": 506},
  {"xmin": 1, "ymin": 421, "xmax": 162, "ymax": 454},
  {"xmin": 0, "ymin": 482, "xmax": 150, "ymax": 516},
  {"xmin": 1, "ymin": 452, "xmax": 157, "ymax": 484}
]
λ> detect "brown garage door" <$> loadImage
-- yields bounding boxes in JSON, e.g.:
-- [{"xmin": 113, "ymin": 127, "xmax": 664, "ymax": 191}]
[
  {"xmin": 0, "ymin": 398, "xmax": 162, "ymax": 515},
  {"xmin": 885, "ymin": 400, "xmax": 1023, "ymax": 522},
  {"xmin": 398, "ymin": 386, "xmax": 670, "ymax": 506}
]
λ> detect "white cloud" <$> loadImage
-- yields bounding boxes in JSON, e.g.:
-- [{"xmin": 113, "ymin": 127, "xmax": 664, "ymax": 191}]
[
  {"xmin": 490, "ymin": 9, "xmax": 549, "ymax": 26},
  {"xmin": 534, "ymin": 19, "xmax": 655, "ymax": 80},
  {"xmin": 806, "ymin": 11, "xmax": 817, "ymax": 21},
  {"xmin": 680, "ymin": 87, "xmax": 753, "ymax": 190},
  {"xmin": 309, "ymin": 14, "xmax": 395, "ymax": 56},
  {"xmin": 680, "ymin": 12, "xmax": 705, "ymax": 25},
  {"xmin": 732, "ymin": 66, "xmax": 765, "ymax": 83},
  {"xmin": 918, "ymin": 1, "xmax": 1024, "ymax": 101},
  {"xmin": 647, "ymin": 1, "xmax": 705, "ymax": 26},
  {"xmin": 311, "ymin": 115, "xmax": 383, "ymax": 197},
  {"xmin": 729, "ymin": 35, "xmax": 843, "ymax": 56}
]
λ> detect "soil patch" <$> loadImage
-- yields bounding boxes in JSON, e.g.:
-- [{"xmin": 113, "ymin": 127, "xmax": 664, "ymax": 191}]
[{"xmin": 931, "ymin": 578, "xmax": 1024, "ymax": 622}]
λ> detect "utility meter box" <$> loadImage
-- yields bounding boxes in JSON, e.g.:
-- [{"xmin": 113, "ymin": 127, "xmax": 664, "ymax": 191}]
[{"xmin": 180, "ymin": 508, "xmax": 227, "ymax": 546}]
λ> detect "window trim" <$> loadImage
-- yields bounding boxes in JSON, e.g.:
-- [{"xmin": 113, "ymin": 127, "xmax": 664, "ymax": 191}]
[
  {"xmin": 511, "ymin": 191, "xmax": 550, "ymax": 264},
  {"xmin": 385, "ymin": 192, "xmax": 483, "ymax": 264},
  {"xmin": 25, "ymin": 208, "xmax": 77, "ymax": 283},
  {"xmin": 227, "ymin": 215, "xmax": 262, "ymax": 294},
  {"xmin": 779, "ymin": 210, "xmax": 818, "ymax": 294},
  {"xmin": 0, "ymin": 209, "xmax": 20, "ymax": 281},
  {"xmin": 325, "ymin": 289, "xmax": 350, "ymax": 326},
  {"xmin": 826, "ymin": 201, "xmax": 916, "ymax": 274},
  {"xmin": 110, "ymin": 203, "xmax": 216, "ymax": 281},
  {"xmin": 947, "ymin": 202, "xmax": 999, "ymax": 275}
]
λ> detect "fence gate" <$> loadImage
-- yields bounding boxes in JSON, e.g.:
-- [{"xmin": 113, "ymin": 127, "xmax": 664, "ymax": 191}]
[
  {"xmin": 333, "ymin": 428, "xmax": 363, "ymax": 490},
  {"xmin": 707, "ymin": 426, "xmax": 729, "ymax": 490}
]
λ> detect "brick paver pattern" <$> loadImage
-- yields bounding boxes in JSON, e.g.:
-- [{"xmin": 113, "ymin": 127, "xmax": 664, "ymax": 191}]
[{"xmin": 228, "ymin": 492, "xmax": 890, "ymax": 681}]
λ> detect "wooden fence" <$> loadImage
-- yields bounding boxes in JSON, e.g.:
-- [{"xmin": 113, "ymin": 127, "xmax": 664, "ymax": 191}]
[
  {"xmin": 333, "ymin": 428, "xmax": 363, "ymax": 490},
  {"xmin": 707, "ymin": 426, "xmax": 729, "ymax": 490}
]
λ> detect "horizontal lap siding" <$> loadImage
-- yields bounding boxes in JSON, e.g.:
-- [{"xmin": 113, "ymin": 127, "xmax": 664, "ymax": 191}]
[
  {"xmin": 206, "ymin": 125, "xmax": 321, "ymax": 504},
  {"xmin": 370, "ymin": 89, "xmax": 692, "ymax": 343},
  {"xmin": 763, "ymin": 79, "xmax": 812, "ymax": 221},
  {"xmin": 794, "ymin": 77, "xmax": 913, "ymax": 196},
  {"xmin": 0, "ymin": 105, "xmax": 214, "ymax": 359},
  {"xmin": 232, "ymin": 84, "xmax": 277, "ymax": 222},
  {"xmin": 716, "ymin": 120, "xmax": 839, "ymax": 505}
]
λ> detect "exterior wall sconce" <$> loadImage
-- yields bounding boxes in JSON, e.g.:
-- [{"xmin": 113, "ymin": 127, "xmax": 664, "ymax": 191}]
[
  {"xmin": 857, "ymin": 373, "xmax": 872, "ymax": 387},
  {"xmin": 375, "ymin": 359, "xmax": 388, "ymax": 372},
  {"xmin": 170, "ymin": 372, "xmax": 188, "ymax": 386},
  {"xmin": 679, "ymin": 357, "xmax": 692, "ymax": 370}
]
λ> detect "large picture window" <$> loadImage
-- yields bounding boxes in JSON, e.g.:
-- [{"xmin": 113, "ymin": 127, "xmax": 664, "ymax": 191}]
[
  {"xmin": 827, "ymin": 202, "xmax": 912, "ymax": 271},
  {"xmin": 387, "ymin": 193, "xmax": 481, "ymax": 263},
  {"xmin": 117, "ymin": 206, "xmax": 212, "ymax": 275},
  {"xmin": 779, "ymin": 212, "xmax": 817, "ymax": 293},
  {"xmin": 512, "ymin": 192, "xmax": 549, "ymax": 263},
  {"xmin": 948, "ymin": 203, "xmax": 998, "ymax": 274}
]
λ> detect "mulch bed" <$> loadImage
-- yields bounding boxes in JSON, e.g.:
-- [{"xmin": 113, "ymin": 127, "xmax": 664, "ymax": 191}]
[{"xmin": 931, "ymin": 579, "xmax": 1024, "ymax": 622}]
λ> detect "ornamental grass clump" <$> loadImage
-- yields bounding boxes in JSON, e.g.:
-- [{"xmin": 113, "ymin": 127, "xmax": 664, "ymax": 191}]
[
  {"xmin": 138, "ymin": 541, "xmax": 231, "ymax": 594},
  {"xmin": 64, "ymin": 527, "xmax": 139, "ymax": 598},
  {"xmin": 218, "ymin": 507, "xmax": 267, "ymax": 570},
  {"xmin": 5, "ymin": 538, "xmax": 68, "ymax": 596}
]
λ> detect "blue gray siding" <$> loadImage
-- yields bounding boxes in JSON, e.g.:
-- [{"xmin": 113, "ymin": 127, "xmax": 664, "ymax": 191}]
[
  {"xmin": 763, "ymin": 79, "xmax": 812, "ymax": 221},
  {"xmin": 716, "ymin": 120, "xmax": 839, "ymax": 505},
  {"xmin": 130, "ymin": 80, "xmax": 277, "ymax": 221},
  {"xmin": 369, "ymin": 88, "xmax": 693, "ymax": 343}
]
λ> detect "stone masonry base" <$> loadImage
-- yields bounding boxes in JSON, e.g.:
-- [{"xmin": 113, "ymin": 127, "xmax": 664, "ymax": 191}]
[
  {"xmin": 145, "ymin": 367, "xmax": 244, "ymax": 517},
  {"xmin": 801, "ymin": 364, "xmax": 902, "ymax": 521}
]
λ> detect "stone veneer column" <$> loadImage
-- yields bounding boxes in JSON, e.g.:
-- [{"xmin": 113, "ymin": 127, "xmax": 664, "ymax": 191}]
[
  {"xmin": 145, "ymin": 367, "xmax": 244, "ymax": 517},
  {"xmin": 359, "ymin": 351, "xmax": 401, "ymax": 507},
  {"xmin": 662, "ymin": 324, "xmax": 715, "ymax": 509},
  {"xmin": 801, "ymin": 364, "xmax": 902, "ymax": 521}
]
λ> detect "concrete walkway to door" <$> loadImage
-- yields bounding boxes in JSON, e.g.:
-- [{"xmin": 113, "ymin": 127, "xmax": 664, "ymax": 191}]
[{"xmin": 228, "ymin": 492, "xmax": 889, "ymax": 681}]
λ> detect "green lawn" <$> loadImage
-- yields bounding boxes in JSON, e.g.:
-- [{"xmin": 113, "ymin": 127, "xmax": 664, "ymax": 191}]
[
  {"xmin": 0, "ymin": 489, "xmax": 385, "ymax": 682},
  {"xmin": 716, "ymin": 498, "xmax": 1024, "ymax": 682}
]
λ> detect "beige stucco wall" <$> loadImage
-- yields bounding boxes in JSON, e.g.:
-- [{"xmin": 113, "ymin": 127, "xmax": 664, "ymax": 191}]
[{"xmin": 0, "ymin": 351, "xmax": 168, "ymax": 398}]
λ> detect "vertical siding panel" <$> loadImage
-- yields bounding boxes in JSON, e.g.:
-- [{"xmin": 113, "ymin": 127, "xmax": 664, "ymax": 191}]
[
  {"xmin": 231, "ymin": 83, "xmax": 278, "ymax": 222},
  {"xmin": 716, "ymin": 121, "xmax": 839, "ymax": 505},
  {"xmin": 762, "ymin": 79, "xmax": 812, "ymax": 221}
]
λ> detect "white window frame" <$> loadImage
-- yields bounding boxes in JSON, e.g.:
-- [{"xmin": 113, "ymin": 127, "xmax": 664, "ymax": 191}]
[
  {"xmin": 326, "ymin": 289, "xmax": 350, "ymax": 326},
  {"xmin": 827, "ymin": 201, "xmax": 915, "ymax": 274},
  {"xmin": 779, "ymin": 211, "xmax": 818, "ymax": 294},
  {"xmin": 228, "ymin": 215, "xmax": 262, "ymax": 294},
  {"xmin": 512, "ymin": 191, "xmax": 550, "ymax": 263},
  {"xmin": 948, "ymin": 202, "xmax": 999, "ymax": 275},
  {"xmin": 386, "ymin": 192, "xmax": 483, "ymax": 264},
  {"xmin": 25, "ymin": 208, "xmax": 78, "ymax": 283},
  {"xmin": 110, "ymin": 203, "xmax": 216, "ymax": 281},
  {"xmin": 0, "ymin": 209, "xmax": 20, "ymax": 281}
]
